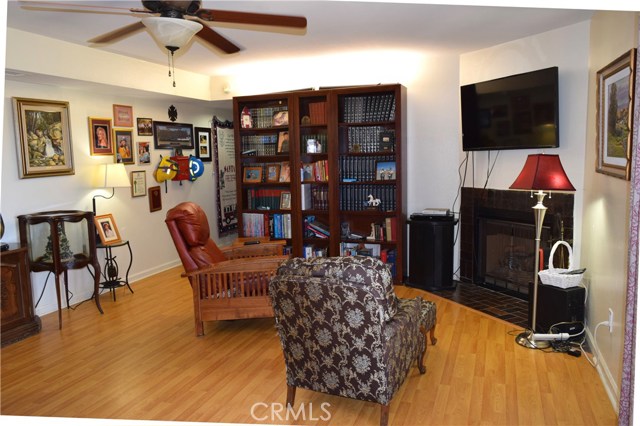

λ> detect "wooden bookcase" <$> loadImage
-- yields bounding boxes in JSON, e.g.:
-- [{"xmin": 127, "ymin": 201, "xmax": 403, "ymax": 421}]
[{"xmin": 233, "ymin": 84, "xmax": 406, "ymax": 282}]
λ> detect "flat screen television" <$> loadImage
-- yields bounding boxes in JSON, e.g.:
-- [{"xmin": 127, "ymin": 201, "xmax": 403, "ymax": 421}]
[{"xmin": 460, "ymin": 66, "xmax": 559, "ymax": 151}]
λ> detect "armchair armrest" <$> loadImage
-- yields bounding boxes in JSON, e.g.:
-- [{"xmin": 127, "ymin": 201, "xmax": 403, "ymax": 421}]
[{"xmin": 222, "ymin": 239, "xmax": 286, "ymax": 259}]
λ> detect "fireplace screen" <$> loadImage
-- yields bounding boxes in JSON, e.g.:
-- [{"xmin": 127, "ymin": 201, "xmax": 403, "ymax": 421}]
[{"xmin": 479, "ymin": 218, "xmax": 550, "ymax": 296}]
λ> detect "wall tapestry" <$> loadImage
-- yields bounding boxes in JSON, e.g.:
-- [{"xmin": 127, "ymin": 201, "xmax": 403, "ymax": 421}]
[{"xmin": 213, "ymin": 116, "xmax": 237, "ymax": 236}]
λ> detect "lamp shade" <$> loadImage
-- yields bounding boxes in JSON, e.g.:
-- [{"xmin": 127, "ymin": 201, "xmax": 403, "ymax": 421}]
[
  {"xmin": 97, "ymin": 163, "xmax": 131, "ymax": 188},
  {"xmin": 509, "ymin": 154, "xmax": 575, "ymax": 192},
  {"xmin": 142, "ymin": 17, "xmax": 203, "ymax": 49}
]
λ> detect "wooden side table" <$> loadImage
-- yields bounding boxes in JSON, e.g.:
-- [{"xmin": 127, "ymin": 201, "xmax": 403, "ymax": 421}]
[{"xmin": 1, "ymin": 244, "xmax": 42, "ymax": 346}]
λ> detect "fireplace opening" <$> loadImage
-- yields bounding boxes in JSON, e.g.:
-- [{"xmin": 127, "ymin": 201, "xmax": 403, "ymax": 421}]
[{"xmin": 478, "ymin": 217, "xmax": 550, "ymax": 297}]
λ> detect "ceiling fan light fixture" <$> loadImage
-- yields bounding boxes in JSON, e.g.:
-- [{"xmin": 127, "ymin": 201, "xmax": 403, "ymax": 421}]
[{"xmin": 142, "ymin": 17, "xmax": 203, "ymax": 50}]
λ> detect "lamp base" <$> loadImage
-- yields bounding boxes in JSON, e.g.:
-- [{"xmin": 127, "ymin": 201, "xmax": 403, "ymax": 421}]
[{"xmin": 515, "ymin": 330, "xmax": 551, "ymax": 349}]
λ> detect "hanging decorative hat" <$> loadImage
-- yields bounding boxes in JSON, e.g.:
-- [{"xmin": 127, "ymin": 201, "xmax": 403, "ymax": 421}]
[
  {"xmin": 189, "ymin": 156, "xmax": 204, "ymax": 181},
  {"xmin": 154, "ymin": 155, "xmax": 178, "ymax": 183}
]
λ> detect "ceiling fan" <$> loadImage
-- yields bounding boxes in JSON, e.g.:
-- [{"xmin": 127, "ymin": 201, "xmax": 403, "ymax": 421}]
[{"xmin": 21, "ymin": 0, "xmax": 308, "ymax": 54}]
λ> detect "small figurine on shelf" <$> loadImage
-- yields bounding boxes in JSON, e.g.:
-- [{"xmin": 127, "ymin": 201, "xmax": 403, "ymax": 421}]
[
  {"xmin": 366, "ymin": 194, "xmax": 381, "ymax": 210},
  {"xmin": 367, "ymin": 223, "xmax": 377, "ymax": 241},
  {"xmin": 241, "ymin": 106, "xmax": 252, "ymax": 129}
]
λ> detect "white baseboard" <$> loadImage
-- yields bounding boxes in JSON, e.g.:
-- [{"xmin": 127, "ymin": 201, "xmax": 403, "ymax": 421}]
[{"xmin": 585, "ymin": 325, "xmax": 620, "ymax": 414}]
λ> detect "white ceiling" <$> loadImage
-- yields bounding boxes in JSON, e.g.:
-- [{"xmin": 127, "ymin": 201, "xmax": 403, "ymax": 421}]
[{"xmin": 5, "ymin": 0, "xmax": 602, "ymax": 78}]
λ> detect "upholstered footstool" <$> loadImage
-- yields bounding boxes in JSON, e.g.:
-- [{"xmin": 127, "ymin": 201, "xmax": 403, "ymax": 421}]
[{"xmin": 419, "ymin": 299, "xmax": 437, "ymax": 345}]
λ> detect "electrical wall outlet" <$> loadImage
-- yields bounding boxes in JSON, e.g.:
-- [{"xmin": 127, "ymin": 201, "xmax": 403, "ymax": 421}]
[{"xmin": 608, "ymin": 308, "xmax": 614, "ymax": 333}]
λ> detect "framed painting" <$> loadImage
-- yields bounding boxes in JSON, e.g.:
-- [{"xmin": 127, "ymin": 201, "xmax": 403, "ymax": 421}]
[
  {"xmin": 137, "ymin": 117, "xmax": 153, "ymax": 136},
  {"xmin": 195, "ymin": 126, "xmax": 212, "ymax": 162},
  {"xmin": 153, "ymin": 121, "xmax": 194, "ymax": 149},
  {"xmin": 89, "ymin": 117, "xmax": 113, "ymax": 156},
  {"xmin": 113, "ymin": 128, "xmax": 134, "ymax": 164},
  {"xmin": 596, "ymin": 48, "xmax": 636, "ymax": 180},
  {"xmin": 94, "ymin": 213, "xmax": 122, "ymax": 245},
  {"xmin": 131, "ymin": 170, "xmax": 146, "ymax": 197},
  {"xmin": 149, "ymin": 186, "xmax": 162, "ymax": 212},
  {"xmin": 113, "ymin": 104, "xmax": 133, "ymax": 127},
  {"xmin": 13, "ymin": 98, "xmax": 74, "ymax": 178}
]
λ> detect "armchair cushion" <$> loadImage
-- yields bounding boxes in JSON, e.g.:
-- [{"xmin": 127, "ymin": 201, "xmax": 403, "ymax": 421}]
[{"xmin": 276, "ymin": 256, "xmax": 398, "ymax": 322}]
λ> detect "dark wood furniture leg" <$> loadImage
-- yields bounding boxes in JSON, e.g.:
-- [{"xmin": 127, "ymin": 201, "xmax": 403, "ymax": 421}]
[
  {"xmin": 380, "ymin": 404, "xmax": 390, "ymax": 426},
  {"xmin": 286, "ymin": 385, "xmax": 296, "ymax": 408}
]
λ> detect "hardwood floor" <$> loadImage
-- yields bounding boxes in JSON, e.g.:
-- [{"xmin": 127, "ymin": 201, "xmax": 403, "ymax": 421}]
[{"xmin": 1, "ymin": 266, "xmax": 617, "ymax": 425}]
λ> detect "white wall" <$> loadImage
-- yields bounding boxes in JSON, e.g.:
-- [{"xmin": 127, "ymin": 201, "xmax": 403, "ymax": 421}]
[
  {"xmin": 582, "ymin": 11, "xmax": 639, "ymax": 411},
  {"xmin": 2, "ymin": 80, "xmax": 233, "ymax": 316}
]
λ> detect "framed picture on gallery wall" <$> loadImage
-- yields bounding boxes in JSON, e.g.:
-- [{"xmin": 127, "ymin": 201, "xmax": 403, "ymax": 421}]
[
  {"xmin": 114, "ymin": 128, "xmax": 134, "ymax": 164},
  {"xmin": 137, "ymin": 117, "xmax": 153, "ymax": 136},
  {"xmin": 153, "ymin": 121, "xmax": 194, "ymax": 150},
  {"xmin": 89, "ymin": 117, "xmax": 113, "ymax": 156},
  {"xmin": 131, "ymin": 170, "xmax": 146, "ymax": 197},
  {"xmin": 94, "ymin": 213, "xmax": 122, "ymax": 245},
  {"xmin": 137, "ymin": 142, "xmax": 151, "ymax": 165},
  {"xmin": 113, "ymin": 104, "xmax": 133, "ymax": 127},
  {"xmin": 13, "ymin": 98, "xmax": 75, "ymax": 178},
  {"xmin": 149, "ymin": 186, "xmax": 162, "ymax": 212},
  {"xmin": 194, "ymin": 126, "xmax": 212, "ymax": 162},
  {"xmin": 596, "ymin": 48, "xmax": 637, "ymax": 180}
]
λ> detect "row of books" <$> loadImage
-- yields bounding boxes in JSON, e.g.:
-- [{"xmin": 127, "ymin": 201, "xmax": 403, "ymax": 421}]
[
  {"xmin": 301, "ymin": 160, "xmax": 329, "ymax": 182},
  {"xmin": 301, "ymin": 184, "xmax": 329, "ymax": 210},
  {"xmin": 339, "ymin": 243, "xmax": 397, "ymax": 276},
  {"xmin": 339, "ymin": 184, "xmax": 396, "ymax": 211},
  {"xmin": 246, "ymin": 188, "xmax": 288, "ymax": 210},
  {"xmin": 366, "ymin": 217, "xmax": 398, "ymax": 242},
  {"xmin": 341, "ymin": 93, "xmax": 396, "ymax": 123},
  {"xmin": 304, "ymin": 216, "xmax": 330, "ymax": 239},
  {"xmin": 346, "ymin": 127, "xmax": 395, "ymax": 153},
  {"xmin": 339, "ymin": 155, "xmax": 395, "ymax": 181},
  {"xmin": 242, "ymin": 212, "xmax": 292, "ymax": 238},
  {"xmin": 247, "ymin": 106, "xmax": 288, "ymax": 129},
  {"xmin": 241, "ymin": 134, "xmax": 278, "ymax": 156}
]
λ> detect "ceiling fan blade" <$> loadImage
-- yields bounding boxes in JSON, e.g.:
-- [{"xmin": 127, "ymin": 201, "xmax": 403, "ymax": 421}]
[
  {"xmin": 195, "ymin": 9, "xmax": 307, "ymax": 28},
  {"xmin": 88, "ymin": 21, "xmax": 146, "ymax": 44},
  {"xmin": 20, "ymin": 0, "xmax": 138, "ymax": 15},
  {"xmin": 195, "ymin": 25, "xmax": 241, "ymax": 54}
]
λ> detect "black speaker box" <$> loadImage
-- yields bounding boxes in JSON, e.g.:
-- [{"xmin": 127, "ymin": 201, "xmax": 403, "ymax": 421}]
[
  {"xmin": 406, "ymin": 217, "xmax": 457, "ymax": 291},
  {"xmin": 529, "ymin": 283, "xmax": 585, "ymax": 332}
]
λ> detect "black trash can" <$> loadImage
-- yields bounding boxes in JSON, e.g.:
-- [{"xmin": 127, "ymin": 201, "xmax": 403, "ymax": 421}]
[{"xmin": 406, "ymin": 213, "xmax": 458, "ymax": 291}]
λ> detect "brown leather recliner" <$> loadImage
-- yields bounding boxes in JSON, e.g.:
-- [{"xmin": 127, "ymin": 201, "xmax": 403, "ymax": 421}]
[{"xmin": 166, "ymin": 202, "xmax": 289, "ymax": 336}]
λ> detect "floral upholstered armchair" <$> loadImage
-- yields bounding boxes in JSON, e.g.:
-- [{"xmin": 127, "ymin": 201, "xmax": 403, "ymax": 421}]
[{"xmin": 269, "ymin": 256, "xmax": 437, "ymax": 426}]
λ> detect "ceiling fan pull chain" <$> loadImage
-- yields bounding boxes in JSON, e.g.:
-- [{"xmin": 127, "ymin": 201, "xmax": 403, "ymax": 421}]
[
  {"xmin": 172, "ymin": 52, "xmax": 176, "ymax": 87},
  {"xmin": 167, "ymin": 50, "xmax": 172, "ymax": 78}
]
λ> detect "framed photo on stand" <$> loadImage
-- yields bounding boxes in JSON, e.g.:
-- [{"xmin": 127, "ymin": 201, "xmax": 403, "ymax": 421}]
[
  {"xmin": 280, "ymin": 191, "xmax": 292, "ymax": 210},
  {"xmin": 243, "ymin": 166, "xmax": 263, "ymax": 183},
  {"xmin": 376, "ymin": 161, "xmax": 396, "ymax": 181},
  {"xmin": 94, "ymin": 214, "xmax": 122, "ymax": 245},
  {"xmin": 266, "ymin": 164, "xmax": 281, "ymax": 182}
]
